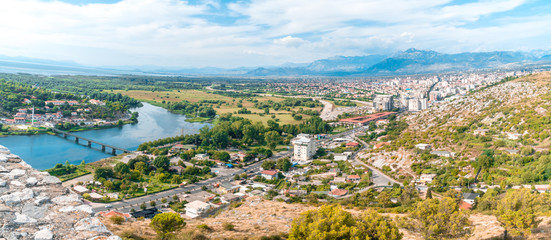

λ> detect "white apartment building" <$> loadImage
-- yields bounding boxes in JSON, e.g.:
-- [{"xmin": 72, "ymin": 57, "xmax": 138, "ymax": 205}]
[
  {"xmin": 408, "ymin": 98, "xmax": 428, "ymax": 112},
  {"xmin": 292, "ymin": 134, "xmax": 317, "ymax": 161},
  {"xmin": 373, "ymin": 95, "xmax": 394, "ymax": 111}
]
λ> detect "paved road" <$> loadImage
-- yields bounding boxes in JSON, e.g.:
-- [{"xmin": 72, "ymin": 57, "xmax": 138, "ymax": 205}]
[
  {"xmin": 353, "ymin": 138, "xmax": 402, "ymax": 187},
  {"xmin": 91, "ymin": 151, "xmax": 292, "ymax": 213}
]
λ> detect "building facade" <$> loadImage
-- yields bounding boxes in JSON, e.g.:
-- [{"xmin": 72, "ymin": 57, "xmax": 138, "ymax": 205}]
[{"xmin": 292, "ymin": 134, "xmax": 317, "ymax": 161}]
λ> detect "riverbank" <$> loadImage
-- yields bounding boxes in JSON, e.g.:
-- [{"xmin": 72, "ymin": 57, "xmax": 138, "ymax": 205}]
[
  {"xmin": 0, "ymin": 118, "xmax": 138, "ymax": 136},
  {"xmin": 142, "ymin": 100, "xmax": 214, "ymax": 122},
  {"xmin": 0, "ymin": 102, "xmax": 211, "ymax": 170}
]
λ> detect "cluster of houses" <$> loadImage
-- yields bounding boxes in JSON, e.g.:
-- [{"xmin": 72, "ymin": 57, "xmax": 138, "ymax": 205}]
[{"xmin": 2, "ymin": 99, "xmax": 109, "ymax": 127}]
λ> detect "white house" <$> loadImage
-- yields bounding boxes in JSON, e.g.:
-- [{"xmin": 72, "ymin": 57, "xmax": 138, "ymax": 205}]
[
  {"xmin": 333, "ymin": 153, "xmax": 348, "ymax": 161},
  {"xmin": 194, "ymin": 154, "xmax": 209, "ymax": 160},
  {"xmin": 185, "ymin": 200, "xmax": 211, "ymax": 218},
  {"xmin": 260, "ymin": 170, "xmax": 279, "ymax": 180},
  {"xmin": 292, "ymin": 134, "xmax": 317, "ymax": 161},
  {"xmin": 431, "ymin": 150, "xmax": 454, "ymax": 158},
  {"xmin": 419, "ymin": 173, "xmax": 437, "ymax": 184},
  {"xmin": 462, "ymin": 193, "xmax": 480, "ymax": 205},
  {"xmin": 415, "ymin": 143, "xmax": 432, "ymax": 151}
]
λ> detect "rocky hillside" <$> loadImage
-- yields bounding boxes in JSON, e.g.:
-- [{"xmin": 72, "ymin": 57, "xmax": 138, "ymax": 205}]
[
  {"xmin": 374, "ymin": 71, "xmax": 551, "ymax": 186},
  {"xmin": 404, "ymin": 71, "xmax": 551, "ymax": 155},
  {"xmin": 0, "ymin": 145, "xmax": 119, "ymax": 240}
]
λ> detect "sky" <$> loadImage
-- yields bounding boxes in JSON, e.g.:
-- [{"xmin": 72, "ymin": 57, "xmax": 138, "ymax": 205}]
[{"xmin": 0, "ymin": 0, "xmax": 550, "ymax": 68}]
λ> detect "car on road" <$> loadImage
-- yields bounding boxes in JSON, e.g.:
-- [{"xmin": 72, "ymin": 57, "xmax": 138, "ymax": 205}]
[{"xmin": 105, "ymin": 204, "xmax": 112, "ymax": 209}]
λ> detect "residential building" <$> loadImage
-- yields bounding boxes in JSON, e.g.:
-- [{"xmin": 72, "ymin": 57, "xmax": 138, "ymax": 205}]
[
  {"xmin": 346, "ymin": 175, "xmax": 361, "ymax": 183},
  {"xmin": 260, "ymin": 170, "xmax": 279, "ymax": 180},
  {"xmin": 218, "ymin": 182, "xmax": 240, "ymax": 194},
  {"xmin": 333, "ymin": 153, "xmax": 348, "ymax": 161},
  {"xmin": 194, "ymin": 154, "xmax": 209, "ymax": 160},
  {"xmin": 185, "ymin": 200, "xmax": 211, "ymax": 218},
  {"xmin": 419, "ymin": 173, "xmax": 437, "ymax": 184},
  {"xmin": 168, "ymin": 166, "xmax": 185, "ymax": 175},
  {"xmin": 292, "ymin": 134, "xmax": 317, "ymax": 161},
  {"xmin": 328, "ymin": 189, "xmax": 348, "ymax": 198},
  {"xmin": 373, "ymin": 95, "xmax": 394, "ymax": 111},
  {"xmin": 473, "ymin": 129, "xmax": 489, "ymax": 136},
  {"xmin": 431, "ymin": 150, "xmax": 454, "ymax": 158},
  {"xmin": 415, "ymin": 143, "xmax": 432, "ymax": 151},
  {"xmin": 462, "ymin": 193, "xmax": 480, "ymax": 205}
]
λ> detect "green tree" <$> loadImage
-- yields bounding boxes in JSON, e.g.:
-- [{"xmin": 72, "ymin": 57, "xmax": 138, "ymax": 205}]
[
  {"xmin": 495, "ymin": 189, "xmax": 541, "ymax": 238},
  {"xmin": 377, "ymin": 191, "xmax": 391, "ymax": 208},
  {"xmin": 265, "ymin": 130, "xmax": 282, "ymax": 150},
  {"xmin": 212, "ymin": 130, "xmax": 229, "ymax": 149},
  {"xmin": 113, "ymin": 162, "xmax": 130, "ymax": 176},
  {"xmin": 94, "ymin": 167, "xmax": 114, "ymax": 181},
  {"xmin": 288, "ymin": 205, "xmax": 357, "ymax": 240},
  {"xmin": 150, "ymin": 212, "xmax": 186, "ymax": 240},
  {"xmin": 356, "ymin": 209, "xmax": 402, "ymax": 240},
  {"xmin": 153, "ymin": 155, "xmax": 170, "ymax": 171},
  {"xmin": 410, "ymin": 197, "xmax": 470, "ymax": 239},
  {"xmin": 425, "ymin": 188, "xmax": 432, "ymax": 199},
  {"xmin": 261, "ymin": 160, "xmax": 276, "ymax": 170},
  {"xmin": 276, "ymin": 158, "xmax": 291, "ymax": 172},
  {"xmin": 288, "ymin": 205, "xmax": 402, "ymax": 240}
]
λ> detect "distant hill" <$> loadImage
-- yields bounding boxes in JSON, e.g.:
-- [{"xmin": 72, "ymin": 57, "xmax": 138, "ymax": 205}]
[
  {"xmin": 1, "ymin": 49, "xmax": 551, "ymax": 76},
  {"xmin": 246, "ymin": 49, "xmax": 551, "ymax": 76},
  {"xmin": 246, "ymin": 55, "xmax": 386, "ymax": 76}
]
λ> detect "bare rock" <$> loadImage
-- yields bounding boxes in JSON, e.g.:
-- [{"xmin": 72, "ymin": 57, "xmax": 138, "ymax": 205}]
[
  {"xmin": 40, "ymin": 176, "xmax": 61, "ymax": 185},
  {"xmin": 26, "ymin": 177, "xmax": 38, "ymax": 187},
  {"xmin": 74, "ymin": 218, "xmax": 110, "ymax": 233},
  {"xmin": 7, "ymin": 169, "xmax": 25, "ymax": 179},
  {"xmin": 52, "ymin": 194, "xmax": 81, "ymax": 205},
  {"xmin": 0, "ymin": 188, "xmax": 34, "ymax": 205},
  {"xmin": 14, "ymin": 213, "xmax": 37, "ymax": 224},
  {"xmin": 0, "ymin": 145, "xmax": 118, "ymax": 239},
  {"xmin": 34, "ymin": 229, "xmax": 53, "ymax": 240}
]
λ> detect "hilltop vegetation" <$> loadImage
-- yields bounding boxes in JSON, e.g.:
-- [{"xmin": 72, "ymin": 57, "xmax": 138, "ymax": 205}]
[{"xmin": 379, "ymin": 71, "xmax": 551, "ymax": 187}]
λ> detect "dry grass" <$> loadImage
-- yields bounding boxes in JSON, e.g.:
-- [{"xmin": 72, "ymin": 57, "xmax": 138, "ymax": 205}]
[
  {"xmin": 515, "ymin": 71, "xmax": 551, "ymax": 85},
  {"xmin": 113, "ymin": 89, "xmax": 320, "ymax": 125},
  {"xmin": 101, "ymin": 196, "xmax": 551, "ymax": 240}
]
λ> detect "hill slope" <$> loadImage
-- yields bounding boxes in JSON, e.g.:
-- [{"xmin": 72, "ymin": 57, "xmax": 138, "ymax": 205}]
[{"xmin": 369, "ymin": 71, "xmax": 551, "ymax": 186}]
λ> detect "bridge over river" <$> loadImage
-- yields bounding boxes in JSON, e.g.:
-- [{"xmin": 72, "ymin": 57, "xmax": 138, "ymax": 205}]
[{"xmin": 51, "ymin": 128, "xmax": 132, "ymax": 155}]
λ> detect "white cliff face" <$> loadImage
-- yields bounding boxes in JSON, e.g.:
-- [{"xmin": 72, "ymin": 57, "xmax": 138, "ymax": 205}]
[{"xmin": 0, "ymin": 145, "xmax": 120, "ymax": 240}]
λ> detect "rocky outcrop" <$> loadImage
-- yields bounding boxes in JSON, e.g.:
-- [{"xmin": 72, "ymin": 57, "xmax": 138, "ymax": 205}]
[{"xmin": 0, "ymin": 145, "xmax": 119, "ymax": 240}]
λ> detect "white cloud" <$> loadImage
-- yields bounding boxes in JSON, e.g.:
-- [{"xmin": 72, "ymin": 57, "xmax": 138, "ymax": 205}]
[
  {"xmin": 273, "ymin": 36, "xmax": 307, "ymax": 47},
  {"xmin": 0, "ymin": 0, "xmax": 547, "ymax": 68}
]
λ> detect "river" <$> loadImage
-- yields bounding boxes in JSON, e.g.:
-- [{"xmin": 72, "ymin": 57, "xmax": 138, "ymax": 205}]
[{"xmin": 0, "ymin": 102, "xmax": 210, "ymax": 170}]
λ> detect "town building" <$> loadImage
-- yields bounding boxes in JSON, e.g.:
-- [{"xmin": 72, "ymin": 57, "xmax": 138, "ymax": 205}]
[
  {"xmin": 373, "ymin": 95, "xmax": 394, "ymax": 111},
  {"xmin": 415, "ymin": 143, "xmax": 432, "ymax": 151},
  {"xmin": 292, "ymin": 134, "xmax": 317, "ymax": 161},
  {"xmin": 419, "ymin": 173, "xmax": 437, "ymax": 184},
  {"xmin": 185, "ymin": 200, "xmax": 211, "ymax": 218},
  {"xmin": 260, "ymin": 170, "xmax": 279, "ymax": 180},
  {"xmin": 462, "ymin": 192, "xmax": 480, "ymax": 205}
]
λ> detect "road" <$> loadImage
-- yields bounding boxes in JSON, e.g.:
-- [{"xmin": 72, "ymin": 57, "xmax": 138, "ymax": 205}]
[
  {"xmin": 91, "ymin": 150, "xmax": 292, "ymax": 213},
  {"xmin": 348, "ymin": 134, "xmax": 402, "ymax": 187}
]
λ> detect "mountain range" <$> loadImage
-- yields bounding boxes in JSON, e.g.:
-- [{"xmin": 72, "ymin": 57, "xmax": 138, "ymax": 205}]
[
  {"xmin": 246, "ymin": 49, "xmax": 551, "ymax": 76},
  {"xmin": 1, "ymin": 48, "xmax": 550, "ymax": 76}
]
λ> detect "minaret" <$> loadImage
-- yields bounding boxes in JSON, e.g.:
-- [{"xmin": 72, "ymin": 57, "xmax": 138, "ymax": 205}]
[{"xmin": 31, "ymin": 106, "xmax": 35, "ymax": 126}]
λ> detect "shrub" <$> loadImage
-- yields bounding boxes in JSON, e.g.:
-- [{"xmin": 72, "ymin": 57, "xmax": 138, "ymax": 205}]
[
  {"xmin": 223, "ymin": 222, "xmax": 235, "ymax": 231},
  {"xmin": 110, "ymin": 215, "xmax": 125, "ymax": 225},
  {"xmin": 196, "ymin": 224, "xmax": 211, "ymax": 231}
]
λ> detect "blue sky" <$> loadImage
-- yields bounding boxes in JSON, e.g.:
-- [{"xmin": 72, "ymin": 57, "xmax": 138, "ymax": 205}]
[{"xmin": 0, "ymin": 0, "xmax": 549, "ymax": 68}]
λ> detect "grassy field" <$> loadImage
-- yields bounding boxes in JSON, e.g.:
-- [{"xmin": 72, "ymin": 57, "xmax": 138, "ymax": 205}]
[{"xmin": 113, "ymin": 89, "xmax": 322, "ymax": 125}]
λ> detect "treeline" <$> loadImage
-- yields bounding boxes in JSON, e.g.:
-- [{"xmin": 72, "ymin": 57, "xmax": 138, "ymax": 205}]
[
  {"xmin": 253, "ymin": 98, "xmax": 322, "ymax": 111},
  {"xmin": 1, "ymin": 73, "xmax": 208, "ymax": 92},
  {"xmin": 0, "ymin": 79, "xmax": 134, "ymax": 118},
  {"xmin": 165, "ymin": 101, "xmax": 216, "ymax": 118},
  {"xmin": 138, "ymin": 114, "xmax": 331, "ymax": 152}
]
